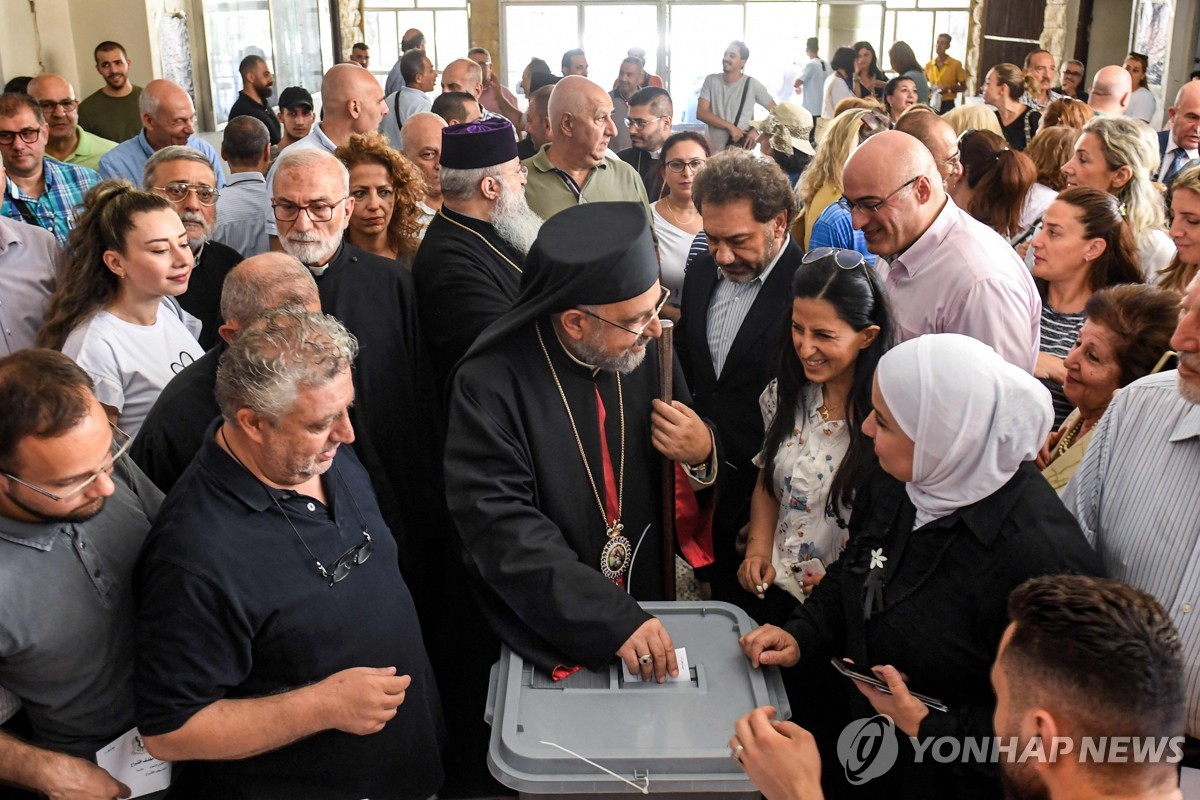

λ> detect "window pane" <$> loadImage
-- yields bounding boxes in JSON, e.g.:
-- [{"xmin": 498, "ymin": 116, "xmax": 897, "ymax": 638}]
[
  {"xmin": 583, "ymin": 5, "xmax": 659, "ymax": 82},
  {"xmin": 271, "ymin": 0, "xmax": 328, "ymax": 97},
  {"xmin": 366, "ymin": 10, "xmax": 400, "ymax": 83},
  {"xmin": 668, "ymin": 4, "xmax": 744, "ymax": 124},
  {"xmin": 432, "ymin": 9, "xmax": 469, "ymax": 65},
  {"xmin": 932, "ymin": 12, "xmax": 969, "ymax": 56},
  {"xmin": 746, "ymin": 2, "xmax": 818, "ymax": 103},
  {"xmin": 504, "ymin": 5, "xmax": 579, "ymax": 93},
  {"xmin": 890, "ymin": 10, "xmax": 934, "ymax": 67},
  {"xmin": 202, "ymin": 0, "xmax": 274, "ymax": 126}
]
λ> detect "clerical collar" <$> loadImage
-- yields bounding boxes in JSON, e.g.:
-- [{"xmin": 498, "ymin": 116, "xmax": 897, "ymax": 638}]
[
  {"xmin": 306, "ymin": 242, "xmax": 344, "ymax": 277},
  {"xmin": 546, "ymin": 318, "xmax": 603, "ymax": 377}
]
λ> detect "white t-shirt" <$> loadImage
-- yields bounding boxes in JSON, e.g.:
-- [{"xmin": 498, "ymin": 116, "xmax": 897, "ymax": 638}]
[
  {"xmin": 61, "ymin": 298, "xmax": 204, "ymax": 437},
  {"xmin": 651, "ymin": 201, "xmax": 695, "ymax": 301},
  {"xmin": 699, "ymin": 73, "xmax": 774, "ymax": 150},
  {"xmin": 822, "ymin": 73, "xmax": 854, "ymax": 119},
  {"xmin": 1125, "ymin": 86, "xmax": 1156, "ymax": 123},
  {"xmin": 798, "ymin": 56, "xmax": 831, "ymax": 118}
]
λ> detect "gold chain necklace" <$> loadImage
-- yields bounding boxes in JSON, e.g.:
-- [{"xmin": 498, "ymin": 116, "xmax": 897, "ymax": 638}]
[
  {"xmin": 660, "ymin": 197, "xmax": 697, "ymax": 227},
  {"xmin": 436, "ymin": 209, "xmax": 522, "ymax": 274},
  {"xmin": 534, "ymin": 321, "xmax": 632, "ymax": 582},
  {"xmin": 1055, "ymin": 416, "xmax": 1086, "ymax": 457}
]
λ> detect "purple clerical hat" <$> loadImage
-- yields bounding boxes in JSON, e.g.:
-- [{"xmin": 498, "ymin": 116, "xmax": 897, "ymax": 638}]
[{"xmin": 440, "ymin": 117, "xmax": 518, "ymax": 169}]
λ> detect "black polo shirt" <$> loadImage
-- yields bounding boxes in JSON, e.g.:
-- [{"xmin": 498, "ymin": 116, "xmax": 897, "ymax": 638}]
[
  {"xmin": 134, "ymin": 423, "xmax": 444, "ymax": 799},
  {"xmin": 228, "ymin": 91, "xmax": 282, "ymax": 145}
]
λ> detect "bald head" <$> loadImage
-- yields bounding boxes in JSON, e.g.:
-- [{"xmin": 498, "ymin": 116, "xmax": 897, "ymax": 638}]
[
  {"xmin": 140, "ymin": 80, "xmax": 196, "ymax": 150},
  {"xmin": 219, "ymin": 253, "xmax": 321, "ymax": 340},
  {"xmin": 1090, "ymin": 65, "xmax": 1133, "ymax": 115},
  {"xmin": 321, "ymin": 64, "xmax": 387, "ymax": 136},
  {"xmin": 843, "ymin": 130, "xmax": 943, "ymax": 257},
  {"xmin": 441, "ymin": 59, "xmax": 483, "ymax": 99},
  {"xmin": 548, "ymin": 75, "xmax": 615, "ymax": 166},
  {"xmin": 894, "ymin": 111, "xmax": 961, "ymax": 192},
  {"xmin": 402, "ymin": 112, "xmax": 447, "ymax": 200},
  {"xmin": 1170, "ymin": 81, "xmax": 1200, "ymax": 152},
  {"xmin": 26, "ymin": 74, "xmax": 78, "ymax": 146}
]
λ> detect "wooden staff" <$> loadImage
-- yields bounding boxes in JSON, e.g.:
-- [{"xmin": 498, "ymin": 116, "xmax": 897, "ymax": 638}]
[{"xmin": 658, "ymin": 319, "xmax": 677, "ymax": 600}]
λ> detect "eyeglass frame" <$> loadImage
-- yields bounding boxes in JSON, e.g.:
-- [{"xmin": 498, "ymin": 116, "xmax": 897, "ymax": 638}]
[
  {"xmin": 625, "ymin": 115, "xmax": 666, "ymax": 130},
  {"xmin": 802, "ymin": 246, "xmax": 868, "ymax": 271},
  {"xmin": 1, "ymin": 424, "xmax": 132, "ymax": 503},
  {"xmin": 267, "ymin": 467, "xmax": 374, "ymax": 587},
  {"xmin": 154, "ymin": 182, "xmax": 221, "ymax": 207},
  {"xmin": 271, "ymin": 197, "xmax": 349, "ymax": 222},
  {"xmin": 36, "ymin": 99, "xmax": 79, "ymax": 113},
  {"xmin": 494, "ymin": 165, "xmax": 528, "ymax": 181},
  {"xmin": 579, "ymin": 286, "xmax": 671, "ymax": 337},
  {"xmin": 840, "ymin": 175, "xmax": 921, "ymax": 215},
  {"xmin": 665, "ymin": 158, "xmax": 707, "ymax": 174},
  {"xmin": 0, "ymin": 127, "xmax": 43, "ymax": 146}
]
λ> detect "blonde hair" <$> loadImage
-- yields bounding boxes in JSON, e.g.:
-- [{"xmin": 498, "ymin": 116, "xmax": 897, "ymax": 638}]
[
  {"xmin": 1081, "ymin": 116, "xmax": 1165, "ymax": 245},
  {"xmin": 1158, "ymin": 163, "xmax": 1200, "ymax": 293},
  {"xmin": 798, "ymin": 109, "xmax": 877, "ymax": 213},
  {"xmin": 942, "ymin": 103, "xmax": 1004, "ymax": 137},
  {"xmin": 990, "ymin": 63, "xmax": 1037, "ymax": 102}
]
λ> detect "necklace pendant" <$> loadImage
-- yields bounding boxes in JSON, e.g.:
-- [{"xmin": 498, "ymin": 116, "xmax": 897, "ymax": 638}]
[{"xmin": 600, "ymin": 523, "xmax": 632, "ymax": 581}]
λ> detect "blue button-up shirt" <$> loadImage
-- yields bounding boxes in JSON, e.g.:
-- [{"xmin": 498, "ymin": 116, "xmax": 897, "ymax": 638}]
[
  {"xmin": 97, "ymin": 130, "xmax": 225, "ymax": 189},
  {"xmin": 2, "ymin": 158, "xmax": 98, "ymax": 247}
]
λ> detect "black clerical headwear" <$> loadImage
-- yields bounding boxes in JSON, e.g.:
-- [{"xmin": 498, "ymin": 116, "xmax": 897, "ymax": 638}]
[
  {"xmin": 459, "ymin": 202, "xmax": 658, "ymax": 363},
  {"xmin": 441, "ymin": 117, "xmax": 518, "ymax": 168}
]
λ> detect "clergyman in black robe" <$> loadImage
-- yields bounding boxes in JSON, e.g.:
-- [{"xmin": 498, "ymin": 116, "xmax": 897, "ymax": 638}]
[{"xmin": 444, "ymin": 202, "xmax": 717, "ymax": 679}]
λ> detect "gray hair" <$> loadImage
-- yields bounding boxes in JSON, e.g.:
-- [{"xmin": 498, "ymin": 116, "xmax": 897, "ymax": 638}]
[
  {"xmin": 142, "ymin": 145, "xmax": 215, "ymax": 189},
  {"xmin": 138, "ymin": 88, "xmax": 159, "ymax": 118},
  {"xmin": 216, "ymin": 308, "xmax": 358, "ymax": 424},
  {"xmin": 693, "ymin": 148, "xmax": 797, "ymax": 225},
  {"xmin": 274, "ymin": 147, "xmax": 350, "ymax": 195},
  {"xmin": 438, "ymin": 163, "xmax": 504, "ymax": 202},
  {"xmin": 219, "ymin": 253, "xmax": 319, "ymax": 328}
]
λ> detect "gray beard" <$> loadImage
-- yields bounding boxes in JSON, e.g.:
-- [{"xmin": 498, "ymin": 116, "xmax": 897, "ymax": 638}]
[
  {"xmin": 283, "ymin": 231, "xmax": 342, "ymax": 268},
  {"xmin": 491, "ymin": 181, "xmax": 543, "ymax": 255},
  {"xmin": 179, "ymin": 210, "xmax": 212, "ymax": 250},
  {"xmin": 573, "ymin": 329, "xmax": 649, "ymax": 374}
]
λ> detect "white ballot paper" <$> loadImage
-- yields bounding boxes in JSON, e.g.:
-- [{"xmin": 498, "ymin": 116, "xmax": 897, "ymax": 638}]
[
  {"xmin": 621, "ymin": 647, "xmax": 691, "ymax": 683},
  {"xmin": 96, "ymin": 728, "xmax": 171, "ymax": 797}
]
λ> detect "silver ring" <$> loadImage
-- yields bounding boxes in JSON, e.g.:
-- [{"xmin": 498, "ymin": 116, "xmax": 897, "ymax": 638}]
[
  {"xmin": 731, "ymin": 744, "xmax": 745, "ymax": 765},
  {"xmin": 639, "ymin": 654, "xmax": 652, "ymax": 665}
]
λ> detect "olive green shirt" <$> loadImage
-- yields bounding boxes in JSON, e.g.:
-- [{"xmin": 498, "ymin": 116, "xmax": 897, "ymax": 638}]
[
  {"xmin": 78, "ymin": 86, "xmax": 143, "ymax": 144},
  {"xmin": 522, "ymin": 144, "xmax": 651, "ymax": 223}
]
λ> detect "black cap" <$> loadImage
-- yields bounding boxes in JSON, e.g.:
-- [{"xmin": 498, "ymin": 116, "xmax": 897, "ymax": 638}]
[
  {"xmin": 441, "ymin": 118, "xmax": 518, "ymax": 168},
  {"xmin": 460, "ymin": 202, "xmax": 658, "ymax": 365},
  {"xmin": 278, "ymin": 86, "xmax": 313, "ymax": 111}
]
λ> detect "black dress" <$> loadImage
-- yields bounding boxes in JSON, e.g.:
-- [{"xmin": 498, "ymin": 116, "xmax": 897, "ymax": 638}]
[{"xmin": 783, "ymin": 462, "xmax": 1104, "ymax": 799}]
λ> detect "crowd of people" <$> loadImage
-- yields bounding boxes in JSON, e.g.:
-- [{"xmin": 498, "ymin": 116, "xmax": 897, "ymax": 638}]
[{"xmin": 1, "ymin": 25, "xmax": 1199, "ymax": 800}]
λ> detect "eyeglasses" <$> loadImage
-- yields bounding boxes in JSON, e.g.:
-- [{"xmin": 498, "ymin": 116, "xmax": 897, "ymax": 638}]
[
  {"xmin": 841, "ymin": 175, "xmax": 920, "ymax": 215},
  {"xmin": 802, "ymin": 247, "xmax": 867, "ymax": 271},
  {"xmin": 0, "ymin": 128, "xmax": 41, "ymax": 146},
  {"xmin": 1, "ymin": 425, "xmax": 132, "ymax": 503},
  {"xmin": 36, "ymin": 99, "xmax": 79, "ymax": 113},
  {"xmin": 272, "ymin": 198, "xmax": 348, "ymax": 222},
  {"xmin": 154, "ymin": 182, "xmax": 220, "ymax": 206},
  {"xmin": 665, "ymin": 159, "xmax": 706, "ymax": 173},
  {"xmin": 626, "ymin": 115, "xmax": 665, "ymax": 130},
  {"xmin": 580, "ymin": 286, "xmax": 671, "ymax": 337},
  {"xmin": 269, "ymin": 467, "xmax": 374, "ymax": 587},
  {"xmin": 497, "ymin": 165, "xmax": 528, "ymax": 180},
  {"xmin": 937, "ymin": 148, "xmax": 961, "ymax": 170},
  {"xmin": 1062, "ymin": 70, "xmax": 1084, "ymax": 79}
]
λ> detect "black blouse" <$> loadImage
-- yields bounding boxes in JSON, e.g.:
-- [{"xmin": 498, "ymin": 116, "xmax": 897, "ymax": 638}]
[{"xmin": 784, "ymin": 462, "xmax": 1104, "ymax": 798}]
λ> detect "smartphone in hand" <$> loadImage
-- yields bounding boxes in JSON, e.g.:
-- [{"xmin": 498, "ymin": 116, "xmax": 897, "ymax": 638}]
[{"xmin": 829, "ymin": 658, "xmax": 949, "ymax": 712}]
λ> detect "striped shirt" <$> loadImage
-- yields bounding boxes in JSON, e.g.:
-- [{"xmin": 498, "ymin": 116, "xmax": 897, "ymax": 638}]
[
  {"xmin": 1039, "ymin": 304, "xmax": 1085, "ymax": 427},
  {"xmin": 2, "ymin": 158, "xmax": 98, "ymax": 247},
  {"xmin": 1062, "ymin": 370, "xmax": 1200, "ymax": 737},
  {"xmin": 706, "ymin": 235, "xmax": 787, "ymax": 377}
]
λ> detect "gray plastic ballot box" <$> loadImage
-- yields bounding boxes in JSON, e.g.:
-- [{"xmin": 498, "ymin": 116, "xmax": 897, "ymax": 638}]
[{"xmin": 484, "ymin": 601, "xmax": 792, "ymax": 798}]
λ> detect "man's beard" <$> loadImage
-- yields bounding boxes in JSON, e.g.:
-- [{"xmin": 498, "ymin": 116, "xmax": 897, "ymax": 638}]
[
  {"xmin": 179, "ymin": 210, "xmax": 212, "ymax": 250},
  {"xmin": 1178, "ymin": 353, "xmax": 1200, "ymax": 405},
  {"xmin": 5, "ymin": 489, "xmax": 106, "ymax": 524},
  {"xmin": 492, "ymin": 179, "xmax": 542, "ymax": 255},
  {"xmin": 719, "ymin": 229, "xmax": 778, "ymax": 284},
  {"xmin": 574, "ymin": 326, "xmax": 650, "ymax": 374},
  {"xmin": 284, "ymin": 230, "xmax": 342, "ymax": 268},
  {"xmin": 259, "ymin": 84, "xmax": 273, "ymax": 100},
  {"xmin": 998, "ymin": 755, "xmax": 1052, "ymax": 800}
]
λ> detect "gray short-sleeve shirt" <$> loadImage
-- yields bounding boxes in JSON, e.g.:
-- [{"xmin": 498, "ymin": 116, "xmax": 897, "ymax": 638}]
[{"xmin": 699, "ymin": 73, "xmax": 774, "ymax": 149}]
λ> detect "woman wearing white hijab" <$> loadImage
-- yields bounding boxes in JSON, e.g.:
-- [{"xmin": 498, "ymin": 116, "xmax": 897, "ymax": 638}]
[{"xmin": 740, "ymin": 334, "xmax": 1103, "ymax": 800}]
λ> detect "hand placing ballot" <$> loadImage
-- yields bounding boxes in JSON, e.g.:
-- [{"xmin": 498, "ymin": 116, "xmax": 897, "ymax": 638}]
[{"xmin": 96, "ymin": 729, "xmax": 171, "ymax": 799}]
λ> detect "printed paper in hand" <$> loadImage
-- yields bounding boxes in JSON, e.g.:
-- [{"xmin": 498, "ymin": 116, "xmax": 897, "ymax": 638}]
[
  {"xmin": 96, "ymin": 728, "xmax": 171, "ymax": 798},
  {"xmin": 622, "ymin": 647, "xmax": 691, "ymax": 682}
]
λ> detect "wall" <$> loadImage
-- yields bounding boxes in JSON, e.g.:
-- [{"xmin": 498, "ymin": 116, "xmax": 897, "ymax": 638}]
[
  {"xmin": 1, "ymin": 0, "xmax": 83, "ymax": 86},
  {"xmin": 1085, "ymin": 0, "xmax": 1134, "ymax": 79}
]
